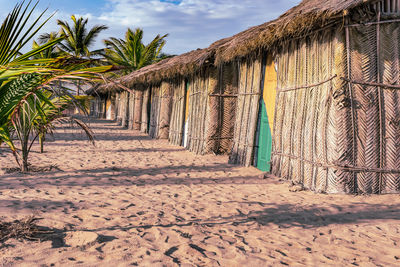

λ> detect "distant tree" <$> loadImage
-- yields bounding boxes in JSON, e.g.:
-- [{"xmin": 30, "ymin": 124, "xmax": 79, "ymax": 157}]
[
  {"xmin": 0, "ymin": 2, "xmax": 111, "ymax": 172},
  {"xmin": 157, "ymin": 52, "xmax": 175, "ymax": 61},
  {"xmin": 103, "ymin": 28, "xmax": 168, "ymax": 74},
  {"xmin": 32, "ymin": 32, "xmax": 65, "ymax": 59},
  {"xmin": 57, "ymin": 15, "xmax": 108, "ymax": 58},
  {"xmin": 56, "ymin": 15, "xmax": 108, "ymax": 95}
]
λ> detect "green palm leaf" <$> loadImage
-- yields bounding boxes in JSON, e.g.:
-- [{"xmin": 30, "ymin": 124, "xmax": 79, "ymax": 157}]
[{"xmin": 103, "ymin": 27, "xmax": 169, "ymax": 74}]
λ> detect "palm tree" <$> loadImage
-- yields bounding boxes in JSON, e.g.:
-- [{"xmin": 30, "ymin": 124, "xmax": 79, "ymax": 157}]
[
  {"xmin": 57, "ymin": 15, "xmax": 108, "ymax": 95},
  {"xmin": 0, "ymin": 2, "xmax": 111, "ymax": 171},
  {"xmin": 103, "ymin": 28, "xmax": 168, "ymax": 74},
  {"xmin": 57, "ymin": 15, "xmax": 108, "ymax": 58},
  {"xmin": 32, "ymin": 31, "xmax": 65, "ymax": 59}
]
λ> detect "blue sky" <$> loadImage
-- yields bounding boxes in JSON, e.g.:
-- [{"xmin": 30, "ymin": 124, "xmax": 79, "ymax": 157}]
[{"xmin": 1, "ymin": 0, "xmax": 300, "ymax": 55}]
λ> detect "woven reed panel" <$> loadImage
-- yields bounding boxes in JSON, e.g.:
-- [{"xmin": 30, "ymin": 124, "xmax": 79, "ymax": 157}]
[
  {"xmin": 121, "ymin": 91, "xmax": 129, "ymax": 128},
  {"xmin": 93, "ymin": 97, "xmax": 100, "ymax": 118},
  {"xmin": 346, "ymin": 21, "xmax": 400, "ymax": 194},
  {"xmin": 205, "ymin": 63, "xmax": 238, "ymax": 155},
  {"xmin": 220, "ymin": 63, "xmax": 238, "ymax": 154},
  {"xmin": 159, "ymin": 82, "xmax": 173, "ymax": 139},
  {"xmin": 141, "ymin": 88, "xmax": 150, "ymax": 133},
  {"xmin": 109, "ymin": 94, "xmax": 117, "ymax": 120},
  {"xmin": 187, "ymin": 71, "xmax": 212, "ymax": 154},
  {"xmin": 229, "ymin": 58, "xmax": 262, "ymax": 166},
  {"xmin": 149, "ymin": 85, "xmax": 162, "ymax": 139},
  {"xmin": 119, "ymin": 92, "xmax": 124, "ymax": 125},
  {"xmin": 379, "ymin": 23, "xmax": 400, "ymax": 193},
  {"xmin": 204, "ymin": 68, "xmax": 219, "ymax": 154},
  {"xmin": 271, "ymin": 29, "xmax": 338, "ymax": 193},
  {"xmin": 133, "ymin": 89, "xmax": 143, "ymax": 131},
  {"xmin": 169, "ymin": 80, "xmax": 185, "ymax": 146},
  {"xmin": 272, "ymin": 17, "xmax": 400, "ymax": 194},
  {"xmin": 128, "ymin": 91, "xmax": 135, "ymax": 130},
  {"xmin": 99, "ymin": 97, "xmax": 104, "ymax": 118},
  {"xmin": 115, "ymin": 92, "xmax": 121, "ymax": 124}
]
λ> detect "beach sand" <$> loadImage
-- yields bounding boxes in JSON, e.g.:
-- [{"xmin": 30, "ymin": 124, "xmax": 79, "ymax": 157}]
[{"xmin": 0, "ymin": 118, "xmax": 399, "ymax": 266}]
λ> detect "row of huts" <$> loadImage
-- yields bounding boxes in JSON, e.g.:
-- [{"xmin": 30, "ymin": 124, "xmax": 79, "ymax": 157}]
[{"xmin": 88, "ymin": 0, "xmax": 400, "ymax": 194}]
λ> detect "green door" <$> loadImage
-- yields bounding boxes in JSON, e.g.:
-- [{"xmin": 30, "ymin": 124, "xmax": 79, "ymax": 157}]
[{"xmin": 257, "ymin": 100, "xmax": 272, "ymax": 172}]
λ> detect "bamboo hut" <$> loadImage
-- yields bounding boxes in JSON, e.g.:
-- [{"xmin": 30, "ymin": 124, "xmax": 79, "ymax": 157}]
[
  {"xmin": 133, "ymin": 86, "xmax": 144, "ymax": 131},
  {"xmin": 169, "ymin": 79, "xmax": 186, "ymax": 146},
  {"xmin": 94, "ymin": 0, "xmax": 400, "ymax": 194},
  {"xmin": 86, "ymin": 85, "xmax": 107, "ymax": 118},
  {"xmin": 115, "ymin": 92, "xmax": 123, "ymax": 125},
  {"xmin": 218, "ymin": 0, "xmax": 400, "ymax": 194},
  {"xmin": 228, "ymin": 58, "xmax": 263, "ymax": 167},
  {"xmin": 185, "ymin": 67, "xmax": 218, "ymax": 154},
  {"xmin": 204, "ymin": 63, "xmax": 238, "ymax": 155},
  {"xmin": 148, "ymin": 84, "xmax": 161, "ymax": 138},
  {"xmin": 128, "ymin": 91, "xmax": 135, "ymax": 129},
  {"xmin": 141, "ymin": 87, "xmax": 151, "ymax": 133}
]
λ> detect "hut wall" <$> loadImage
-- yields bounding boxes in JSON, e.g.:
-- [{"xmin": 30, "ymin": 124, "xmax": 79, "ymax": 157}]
[
  {"xmin": 342, "ymin": 15, "xmax": 400, "ymax": 193},
  {"xmin": 120, "ymin": 91, "xmax": 129, "ymax": 128},
  {"xmin": 186, "ymin": 68, "xmax": 218, "ymax": 154},
  {"xmin": 149, "ymin": 85, "xmax": 162, "ymax": 138},
  {"xmin": 115, "ymin": 92, "xmax": 122, "ymax": 124},
  {"xmin": 99, "ymin": 97, "xmax": 106, "ymax": 118},
  {"xmin": 89, "ymin": 98, "xmax": 95, "ymax": 116},
  {"xmin": 108, "ymin": 94, "xmax": 117, "ymax": 120},
  {"xmin": 205, "ymin": 63, "xmax": 238, "ymax": 155},
  {"xmin": 91, "ymin": 96, "xmax": 102, "ymax": 117},
  {"xmin": 271, "ymin": 14, "xmax": 400, "ymax": 194},
  {"xmin": 141, "ymin": 87, "xmax": 150, "ymax": 133},
  {"xmin": 159, "ymin": 82, "xmax": 173, "ymax": 139},
  {"xmin": 105, "ymin": 98, "xmax": 111, "ymax": 119},
  {"xmin": 128, "ymin": 91, "xmax": 135, "ymax": 129},
  {"xmin": 169, "ymin": 80, "xmax": 186, "ymax": 146},
  {"xmin": 271, "ymin": 29, "xmax": 339, "ymax": 193},
  {"xmin": 229, "ymin": 58, "xmax": 262, "ymax": 166},
  {"xmin": 133, "ymin": 89, "xmax": 143, "ymax": 131}
]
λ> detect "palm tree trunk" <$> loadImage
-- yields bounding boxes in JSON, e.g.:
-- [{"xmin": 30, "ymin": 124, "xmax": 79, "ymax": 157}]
[{"xmin": 39, "ymin": 133, "xmax": 45, "ymax": 153}]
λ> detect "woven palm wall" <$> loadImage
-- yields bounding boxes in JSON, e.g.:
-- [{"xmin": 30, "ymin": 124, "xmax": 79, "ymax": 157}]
[
  {"xmin": 133, "ymin": 89, "xmax": 143, "ymax": 131},
  {"xmin": 271, "ymin": 11, "xmax": 400, "ymax": 194},
  {"xmin": 159, "ymin": 82, "xmax": 173, "ymax": 139},
  {"xmin": 229, "ymin": 58, "xmax": 262, "ymax": 166},
  {"xmin": 271, "ymin": 29, "xmax": 340, "ymax": 193},
  {"xmin": 108, "ymin": 94, "xmax": 116, "ymax": 120},
  {"xmin": 149, "ymin": 85, "xmax": 162, "ymax": 138},
  {"xmin": 141, "ymin": 87, "xmax": 150, "ymax": 133},
  {"xmin": 110, "ymin": 93, "xmax": 118, "ymax": 121},
  {"xmin": 92, "ymin": 96, "xmax": 103, "ymax": 118},
  {"xmin": 128, "ymin": 91, "xmax": 135, "ymax": 129},
  {"xmin": 344, "ymin": 16, "xmax": 400, "ymax": 193},
  {"xmin": 116, "ymin": 92, "xmax": 123, "ymax": 125},
  {"xmin": 186, "ymin": 67, "xmax": 219, "ymax": 154},
  {"xmin": 120, "ymin": 91, "xmax": 129, "ymax": 128},
  {"xmin": 205, "ymin": 63, "xmax": 239, "ymax": 155},
  {"xmin": 169, "ymin": 79, "xmax": 186, "ymax": 146}
]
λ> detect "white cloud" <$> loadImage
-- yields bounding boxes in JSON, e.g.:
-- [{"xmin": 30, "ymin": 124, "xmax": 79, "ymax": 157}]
[
  {"xmin": 0, "ymin": 0, "xmax": 300, "ymax": 55},
  {"xmin": 94, "ymin": 0, "xmax": 300, "ymax": 55}
]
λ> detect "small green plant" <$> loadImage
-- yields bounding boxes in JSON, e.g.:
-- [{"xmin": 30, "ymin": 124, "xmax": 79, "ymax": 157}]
[{"xmin": 0, "ymin": 1, "xmax": 111, "ymax": 172}]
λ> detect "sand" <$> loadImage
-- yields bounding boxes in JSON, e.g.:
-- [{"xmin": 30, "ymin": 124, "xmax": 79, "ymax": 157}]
[{"xmin": 0, "ymin": 118, "xmax": 399, "ymax": 266}]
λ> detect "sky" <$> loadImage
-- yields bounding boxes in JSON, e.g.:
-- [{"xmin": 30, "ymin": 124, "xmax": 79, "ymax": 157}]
[{"xmin": 1, "ymin": 0, "xmax": 301, "ymax": 55}]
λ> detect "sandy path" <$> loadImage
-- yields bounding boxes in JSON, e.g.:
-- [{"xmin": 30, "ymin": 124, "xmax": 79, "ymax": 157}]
[{"xmin": 0, "ymin": 118, "xmax": 399, "ymax": 267}]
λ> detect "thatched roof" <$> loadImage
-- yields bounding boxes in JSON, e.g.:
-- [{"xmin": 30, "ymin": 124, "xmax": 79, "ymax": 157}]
[
  {"xmin": 214, "ymin": 0, "xmax": 377, "ymax": 64},
  {"xmin": 121, "ymin": 36, "xmax": 232, "ymax": 87},
  {"xmin": 108, "ymin": 0, "xmax": 378, "ymax": 89}
]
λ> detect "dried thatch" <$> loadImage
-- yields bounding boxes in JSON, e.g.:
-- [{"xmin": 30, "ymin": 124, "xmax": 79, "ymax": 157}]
[
  {"xmin": 0, "ymin": 217, "xmax": 50, "ymax": 243},
  {"xmin": 214, "ymin": 0, "xmax": 379, "ymax": 64}
]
